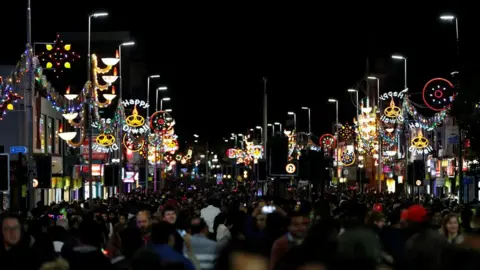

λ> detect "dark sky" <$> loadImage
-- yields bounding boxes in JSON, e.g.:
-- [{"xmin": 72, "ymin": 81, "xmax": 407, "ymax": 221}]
[{"xmin": 2, "ymin": 1, "xmax": 478, "ymax": 148}]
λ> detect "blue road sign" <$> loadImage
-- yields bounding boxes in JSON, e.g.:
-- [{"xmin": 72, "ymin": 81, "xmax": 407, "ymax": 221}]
[
  {"xmin": 10, "ymin": 146, "xmax": 28, "ymax": 154},
  {"xmin": 448, "ymin": 135, "xmax": 459, "ymax": 144}
]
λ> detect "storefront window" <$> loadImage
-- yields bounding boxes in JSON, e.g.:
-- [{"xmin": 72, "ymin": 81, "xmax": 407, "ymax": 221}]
[
  {"xmin": 55, "ymin": 119, "xmax": 60, "ymax": 154},
  {"xmin": 40, "ymin": 115, "xmax": 45, "ymax": 153},
  {"xmin": 48, "ymin": 117, "xmax": 53, "ymax": 154}
]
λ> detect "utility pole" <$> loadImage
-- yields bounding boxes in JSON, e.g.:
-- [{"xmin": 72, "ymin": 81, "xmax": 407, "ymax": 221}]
[
  {"xmin": 26, "ymin": 0, "xmax": 35, "ymax": 209},
  {"xmin": 263, "ymin": 77, "xmax": 268, "ymax": 182}
]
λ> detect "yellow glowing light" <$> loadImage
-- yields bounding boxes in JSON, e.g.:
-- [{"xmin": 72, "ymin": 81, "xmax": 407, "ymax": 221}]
[
  {"xmin": 64, "ymin": 44, "xmax": 71, "ymax": 51},
  {"xmin": 46, "ymin": 62, "xmax": 53, "ymax": 69},
  {"xmin": 286, "ymin": 163, "xmax": 296, "ymax": 174},
  {"xmin": 46, "ymin": 44, "xmax": 53, "ymax": 51},
  {"xmin": 6, "ymin": 104, "xmax": 14, "ymax": 111},
  {"xmin": 64, "ymin": 62, "xmax": 71, "ymax": 69}
]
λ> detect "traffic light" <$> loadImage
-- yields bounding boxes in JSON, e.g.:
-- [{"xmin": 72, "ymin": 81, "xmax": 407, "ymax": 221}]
[{"xmin": 0, "ymin": 154, "xmax": 10, "ymax": 191}]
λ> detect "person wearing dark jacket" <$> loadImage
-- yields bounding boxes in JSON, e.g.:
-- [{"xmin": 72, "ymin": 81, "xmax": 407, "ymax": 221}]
[{"xmin": 111, "ymin": 226, "xmax": 143, "ymax": 269}]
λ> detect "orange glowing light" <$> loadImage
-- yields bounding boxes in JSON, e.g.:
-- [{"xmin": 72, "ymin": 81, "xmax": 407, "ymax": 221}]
[
  {"xmin": 112, "ymin": 86, "xmax": 116, "ymax": 94},
  {"xmin": 113, "ymin": 67, "xmax": 118, "ymax": 76},
  {"xmin": 66, "ymin": 86, "xmax": 70, "ymax": 94},
  {"xmin": 115, "ymin": 50, "xmax": 119, "ymax": 58},
  {"xmin": 59, "ymin": 125, "xmax": 63, "ymax": 133}
]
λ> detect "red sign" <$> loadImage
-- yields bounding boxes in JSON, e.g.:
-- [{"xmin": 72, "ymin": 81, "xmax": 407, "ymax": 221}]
[{"xmin": 82, "ymin": 138, "xmax": 107, "ymax": 160}]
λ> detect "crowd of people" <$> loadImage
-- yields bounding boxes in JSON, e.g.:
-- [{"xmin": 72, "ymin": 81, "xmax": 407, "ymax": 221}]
[{"xmin": 1, "ymin": 183, "xmax": 480, "ymax": 270}]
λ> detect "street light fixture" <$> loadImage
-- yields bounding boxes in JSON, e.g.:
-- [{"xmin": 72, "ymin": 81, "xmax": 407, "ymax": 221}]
[
  {"xmin": 160, "ymin": 97, "xmax": 170, "ymax": 111},
  {"xmin": 392, "ymin": 55, "xmax": 407, "ymax": 88},
  {"xmin": 165, "ymin": 109, "xmax": 172, "ymax": 112},
  {"xmin": 194, "ymin": 134, "xmax": 199, "ymax": 138},
  {"xmin": 287, "ymin": 112, "xmax": 297, "ymax": 131},
  {"xmin": 301, "ymin": 107, "xmax": 311, "ymax": 135},
  {"xmin": 347, "ymin": 89, "xmax": 360, "ymax": 119},
  {"xmin": 274, "ymin": 122, "xmax": 282, "ymax": 135}
]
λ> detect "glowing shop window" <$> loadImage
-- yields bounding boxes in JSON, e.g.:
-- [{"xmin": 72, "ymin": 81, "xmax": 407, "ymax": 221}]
[{"xmin": 40, "ymin": 115, "xmax": 45, "ymax": 153}]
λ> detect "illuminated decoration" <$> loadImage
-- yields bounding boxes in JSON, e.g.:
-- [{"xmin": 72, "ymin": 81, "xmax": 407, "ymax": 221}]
[
  {"xmin": 64, "ymin": 86, "xmax": 78, "ymax": 100},
  {"xmin": 381, "ymin": 98, "xmax": 403, "ymax": 124},
  {"xmin": 285, "ymin": 163, "xmax": 296, "ymax": 174},
  {"xmin": 403, "ymin": 98, "xmax": 448, "ymax": 130},
  {"xmin": 123, "ymin": 133, "xmax": 145, "ymax": 152},
  {"xmin": 354, "ymin": 99, "xmax": 378, "ymax": 156},
  {"xmin": 340, "ymin": 148, "xmax": 355, "ymax": 166},
  {"xmin": 319, "ymin": 133, "xmax": 336, "ymax": 150},
  {"xmin": 338, "ymin": 123, "xmax": 355, "ymax": 141},
  {"xmin": 379, "ymin": 89, "xmax": 408, "ymax": 101},
  {"xmin": 226, "ymin": 148, "xmax": 237, "ymax": 159},
  {"xmin": 409, "ymin": 129, "xmax": 433, "ymax": 154},
  {"xmin": 94, "ymin": 133, "xmax": 119, "ymax": 153},
  {"xmin": 150, "ymin": 110, "xmax": 173, "ymax": 133},
  {"xmin": 0, "ymin": 90, "xmax": 23, "ymax": 119},
  {"xmin": 422, "ymin": 78, "xmax": 456, "ymax": 112},
  {"xmin": 123, "ymin": 99, "xmax": 150, "ymax": 134},
  {"xmin": 92, "ymin": 118, "xmax": 117, "ymax": 135},
  {"xmin": 250, "ymin": 145, "xmax": 263, "ymax": 159},
  {"xmin": 37, "ymin": 34, "xmax": 80, "ymax": 78},
  {"xmin": 284, "ymin": 130, "xmax": 302, "ymax": 160}
]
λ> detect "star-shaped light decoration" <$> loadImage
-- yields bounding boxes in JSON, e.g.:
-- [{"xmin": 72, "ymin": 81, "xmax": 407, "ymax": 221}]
[
  {"xmin": 0, "ymin": 90, "xmax": 23, "ymax": 120},
  {"xmin": 37, "ymin": 34, "xmax": 81, "ymax": 79}
]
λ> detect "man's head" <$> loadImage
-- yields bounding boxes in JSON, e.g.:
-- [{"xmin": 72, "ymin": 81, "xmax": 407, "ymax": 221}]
[
  {"xmin": 151, "ymin": 221, "xmax": 176, "ymax": 247},
  {"xmin": 2, "ymin": 215, "xmax": 21, "ymax": 248},
  {"xmin": 162, "ymin": 206, "xmax": 177, "ymax": 225},
  {"xmin": 136, "ymin": 210, "xmax": 152, "ymax": 234},
  {"xmin": 367, "ymin": 211, "xmax": 386, "ymax": 229},
  {"xmin": 288, "ymin": 212, "xmax": 309, "ymax": 240},
  {"xmin": 190, "ymin": 218, "xmax": 208, "ymax": 236}
]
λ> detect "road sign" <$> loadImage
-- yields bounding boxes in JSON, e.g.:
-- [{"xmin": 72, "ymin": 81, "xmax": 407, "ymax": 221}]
[
  {"xmin": 10, "ymin": 146, "xmax": 28, "ymax": 154},
  {"xmin": 448, "ymin": 135, "xmax": 459, "ymax": 144},
  {"xmin": 285, "ymin": 163, "xmax": 296, "ymax": 174}
]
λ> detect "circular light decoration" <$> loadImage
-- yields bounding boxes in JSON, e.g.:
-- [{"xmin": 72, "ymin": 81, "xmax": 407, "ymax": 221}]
[
  {"xmin": 319, "ymin": 134, "xmax": 336, "ymax": 150},
  {"xmin": 422, "ymin": 77, "xmax": 456, "ymax": 111},
  {"xmin": 285, "ymin": 163, "xmax": 296, "ymax": 174},
  {"xmin": 123, "ymin": 133, "xmax": 145, "ymax": 152},
  {"xmin": 338, "ymin": 123, "xmax": 355, "ymax": 140},
  {"xmin": 341, "ymin": 148, "xmax": 355, "ymax": 166},
  {"xmin": 150, "ymin": 111, "xmax": 173, "ymax": 133}
]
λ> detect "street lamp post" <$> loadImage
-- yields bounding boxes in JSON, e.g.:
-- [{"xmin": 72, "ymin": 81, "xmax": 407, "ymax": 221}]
[
  {"xmin": 87, "ymin": 12, "xmax": 108, "ymax": 200},
  {"xmin": 160, "ymin": 97, "xmax": 170, "ymax": 111},
  {"xmin": 367, "ymin": 77, "xmax": 380, "ymax": 108},
  {"xmin": 301, "ymin": 107, "xmax": 311, "ymax": 136},
  {"xmin": 392, "ymin": 55, "xmax": 407, "ymax": 89},
  {"xmin": 117, "ymin": 41, "xmax": 134, "ymax": 196},
  {"xmin": 287, "ymin": 112, "xmax": 296, "ymax": 131},
  {"xmin": 274, "ymin": 122, "xmax": 282, "ymax": 135},
  {"xmin": 256, "ymin": 126, "xmax": 263, "ymax": 142},
  {"xmin": 268, "ymin": 123, "xmax": 274, "ymax": 136},
  {"xmin": 392, "ymin": 55, "xmax": 408, "ymax": 193},
  {"xmin": 155, "ymin": 87, "xmax": 168, "ymax": 111},
  {"xmin": 145, "ymin": 75, "xmax": 160, "ymax": 194},
  {"xmin": 328, "ymin": 99, "xmax": 339, "ymax": 177},
  {"xmin": 440, "ymin": 14, "xmax": 463, "ymax": 201},
  {"xmin": 347, "ymin": 89, "xmax": 359, "ymax": 120}
]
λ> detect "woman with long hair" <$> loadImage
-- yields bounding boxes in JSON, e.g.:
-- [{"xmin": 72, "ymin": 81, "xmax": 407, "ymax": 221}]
[{"xmin": 441, "ymin": 213, "xmax": 464, "ymax": 244}]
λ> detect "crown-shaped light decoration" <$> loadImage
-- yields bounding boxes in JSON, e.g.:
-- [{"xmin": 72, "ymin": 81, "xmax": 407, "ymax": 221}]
[
  {"xmin": 96, "ymin": 133, "xmax": 116, "ymax": 147},
  {"xmin": 411, "ymin": 129, "xmax": 429, "ymax": 149},
  {"xmin": 125, "ymin": 105, "xmax": 145, "ymax": 127},
  {"xmin": 384, "ymin": 98, "xmax": 401, "ymax": 118}
]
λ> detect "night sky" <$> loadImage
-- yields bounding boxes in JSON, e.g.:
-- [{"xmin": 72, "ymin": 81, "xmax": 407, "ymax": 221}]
[{"xmin": 2, "ymin": 1, "xmax": 478, "ymax": 149}]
